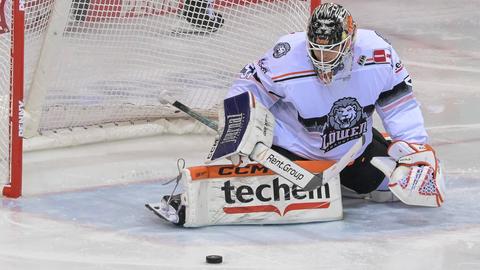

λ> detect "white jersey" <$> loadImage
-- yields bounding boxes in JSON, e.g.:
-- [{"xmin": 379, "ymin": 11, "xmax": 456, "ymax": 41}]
[{"xmin": 227, "ymin": 29, "xmax": 428, "ymax": 161}]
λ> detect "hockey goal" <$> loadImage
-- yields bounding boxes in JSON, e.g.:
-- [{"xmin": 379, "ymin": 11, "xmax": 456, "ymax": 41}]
[{"xmin": 1, "ymin": 0, "xmax": 319, "ymax": 198}]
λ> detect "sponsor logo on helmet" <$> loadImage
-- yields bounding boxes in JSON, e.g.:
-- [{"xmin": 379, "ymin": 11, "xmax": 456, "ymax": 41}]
[{"xmin": 316, "ymin": 3, "xmax": 349, "ymax": 20}]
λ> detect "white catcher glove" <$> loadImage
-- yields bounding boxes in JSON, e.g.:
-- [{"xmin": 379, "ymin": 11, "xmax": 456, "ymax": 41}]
[{"xmin": 371, "ymin": 141, "xmax": 445, "ymax": 207}]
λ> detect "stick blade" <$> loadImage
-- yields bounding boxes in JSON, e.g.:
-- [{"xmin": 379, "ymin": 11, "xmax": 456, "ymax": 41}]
[{"xmin": 157, "ymin": 90, "xmax": 176, "ymax": 105}]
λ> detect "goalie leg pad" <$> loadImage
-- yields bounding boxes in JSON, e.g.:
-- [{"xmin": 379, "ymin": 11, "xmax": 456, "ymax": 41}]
[{"xmin": 155, "ymin": 162, "xmax": 343, "ymax": 227}]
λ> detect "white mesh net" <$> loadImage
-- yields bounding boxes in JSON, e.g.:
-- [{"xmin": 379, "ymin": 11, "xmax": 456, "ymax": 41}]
[
  {"xmin": 1, "ymin": 0, "xmax": 312, "ymax": 187},
  {"xmin": 23, "ymin": 0, "xmax": 310, "ymax": 138}
]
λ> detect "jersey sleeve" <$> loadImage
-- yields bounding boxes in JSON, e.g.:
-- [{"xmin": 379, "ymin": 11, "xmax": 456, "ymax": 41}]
[
  {"xmin": 226, "ymin": 59, "xmax": 284, "ymax": 109},
  {"xmin": 375, "ymin": 47, "xmax": 429, "ymax": 144}
]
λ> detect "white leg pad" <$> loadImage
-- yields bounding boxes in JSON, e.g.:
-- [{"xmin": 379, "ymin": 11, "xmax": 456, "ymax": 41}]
[{"xmin": 181, "ymin": 162, "xmax": 343, "ymax": 227}]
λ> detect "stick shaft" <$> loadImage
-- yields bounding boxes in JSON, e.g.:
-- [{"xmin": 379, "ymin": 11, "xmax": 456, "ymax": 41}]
[{"xmin": 171, "ymin": 101, "xmax": 218, "ymax": 131}]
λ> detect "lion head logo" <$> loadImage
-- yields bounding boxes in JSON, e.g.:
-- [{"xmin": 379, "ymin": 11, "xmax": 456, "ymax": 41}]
[{"xmin": 328, "ymin": 97, "xmax": 363, "ymax": 130}]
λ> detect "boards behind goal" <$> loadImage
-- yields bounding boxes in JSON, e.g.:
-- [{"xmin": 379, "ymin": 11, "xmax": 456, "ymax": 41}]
[{"xmin": 0, "ymin": 0, "xmax": 319, "ymax": 197}]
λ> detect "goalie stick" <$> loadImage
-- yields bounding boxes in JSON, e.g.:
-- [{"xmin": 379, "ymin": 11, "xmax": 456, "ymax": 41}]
[{"xmin": 159, "ymin": 94, "xmax": 366, "ymax": 191}]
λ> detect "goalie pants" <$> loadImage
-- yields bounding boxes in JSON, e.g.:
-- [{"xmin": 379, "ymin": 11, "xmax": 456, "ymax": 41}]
[{"xmin": 271, "ymin": 129, "xmax": 390, "ymax": 194}]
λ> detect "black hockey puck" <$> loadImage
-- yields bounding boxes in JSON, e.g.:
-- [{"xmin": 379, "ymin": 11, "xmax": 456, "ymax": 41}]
[{"xmin": 206, "ymin": 255, "xmax": 223, "ymax": 264}]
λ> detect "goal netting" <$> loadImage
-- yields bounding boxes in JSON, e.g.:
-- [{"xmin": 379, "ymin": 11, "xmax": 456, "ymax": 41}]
[{"xmin": 1, "ymin": 0, "xmax": 316, "ymax": 196}]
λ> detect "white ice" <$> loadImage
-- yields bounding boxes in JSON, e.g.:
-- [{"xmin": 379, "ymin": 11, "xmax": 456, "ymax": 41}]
[{"xmin": 1, "ymin": 0, "xmax": 480, "ymax": 269}]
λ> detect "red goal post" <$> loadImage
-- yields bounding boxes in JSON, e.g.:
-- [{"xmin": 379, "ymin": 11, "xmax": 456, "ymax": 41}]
[
  {"xmin": 1, "ymin": 0, "xmax": 320, "ymax": 198},
  {"xmin": 1, "ymin": 0, "xmax": 23, "ymax": 198}
]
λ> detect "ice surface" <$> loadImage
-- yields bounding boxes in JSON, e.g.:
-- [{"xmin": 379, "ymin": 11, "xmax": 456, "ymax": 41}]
[{"xmin": 1, "ymin": 0, "xmax": 480, "ymax": 269}]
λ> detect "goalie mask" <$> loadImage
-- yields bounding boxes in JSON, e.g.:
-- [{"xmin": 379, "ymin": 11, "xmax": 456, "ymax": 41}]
[{"xmin": 307, "ymin": 3, "xmax": 356, "ymax": 84}]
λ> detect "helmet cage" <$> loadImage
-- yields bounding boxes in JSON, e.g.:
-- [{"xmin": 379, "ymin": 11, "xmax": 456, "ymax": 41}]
[{"xmin": 307, "ymin": 34, "xmax": 353, "ymax": 75}]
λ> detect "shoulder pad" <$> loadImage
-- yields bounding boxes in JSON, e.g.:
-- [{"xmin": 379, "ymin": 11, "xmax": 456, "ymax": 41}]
[
  {"xmin": 261, "ymin": 32, "xmax": 316, "ymax": 82},
  {"xmin": 354, "ymin": 29, "xmax": 394, "ymax": 67}
]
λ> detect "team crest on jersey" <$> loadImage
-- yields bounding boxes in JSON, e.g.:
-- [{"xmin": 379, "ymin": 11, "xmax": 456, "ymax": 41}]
[
  {"xmin": 321, "ymin": 97, "xmax": 368, "ymax": 152},
  {"xmin": 273, "ymin": 42, "xmax": 291, "ymax": 58}
]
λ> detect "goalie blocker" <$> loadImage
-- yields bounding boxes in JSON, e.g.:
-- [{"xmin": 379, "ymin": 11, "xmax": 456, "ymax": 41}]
[{"xmin": 146, "ymin": 161, "xmax": 342, "ymax": 227}]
